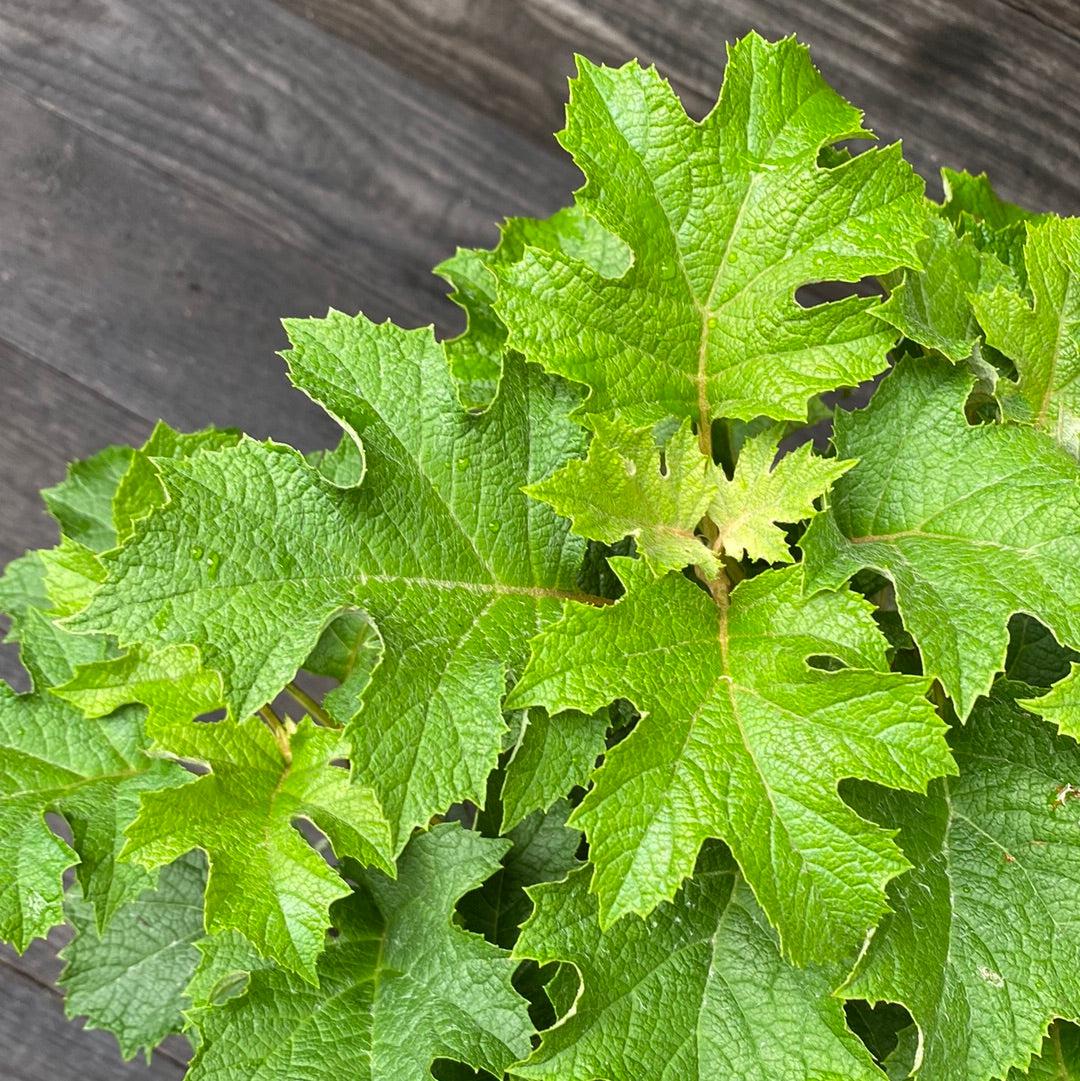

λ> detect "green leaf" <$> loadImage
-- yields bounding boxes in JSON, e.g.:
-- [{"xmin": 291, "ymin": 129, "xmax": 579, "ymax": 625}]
[
  {"xmin": 973, "ymin": 218, "xmax": 1080, "ymax": 454},
  {"xmin": 500, "ymin": 707, "xmax": 608, "ymax": 831},
  {"xmin": 71, "ymin": 319, "xmax": 589, "ymax": 848},
  {"xmin": 0, "ymin": 550, "xmax": 50, "ymax": 643},
  {"xmin": 525, "ymin": 418, "xmax": 717, "ymax": 573},
  {"xmin": 59, "ymin": 852, "xmax": 206, "ymax": 1061},
  {"xmin": 508, "ymin": 558, "xmax": 952, "ymax": 963},
  {"xmin": 42, "ymin": 444, "xmax": 135, "ymax": 551},
  {"xmin": 842, "ymin": 688, "xmax": 1080, "ymax": 1081},
  {"xmin": 802, "ymin": 355, "xmax": 1080, "ymax": 718},
  {"xmin": 707, "ymin": 429, "xmax": 854, "ymax": 563},
  {"xmin": 495, "ymin": 34, "xmax": 925, "ymax": 428},
  {"xmin": 122, "ymin": 715, "xmax": 393, "ymax": 979},
  {"xmin": 437, "ymin": 206, "xmax": 629, "ymax": 410},
  {"xmin": 0, "ymin": 632, "xmax": 184, "ymax": 945},
  {"xmin": 187, "ymin": 825, "xmax": 533, "ymax": 1081},
  {"xmin": 112, "ymin": 422, "xmax": 242, "ymax": 546},
  {"xmin": 15, "ymin": 603, "xmax": 109, "ymax": 692},
  {"xmin": 1021, "ymin": 664, "xmax": 1080, "ymax": 739},
  {"xmin": 302, "ymin": 610, "xmax": 382, "ymax": 722},
  {"xmin": 513, "ymin": 845, "xmax": 884, "ymax": 1081},
  {"xmin": 53, "ymin": 644, "xmax": 224, "ymax": 734},
  {"xmin": 1009, "ymin": 1022, "xmax": 1080, "ymax": 1080},
  {"xmin": 461, "ymin": 801, "xmax": 581, "ymax": 949},
  {"xmin": 184, "ymin": 930, "xmax": 270, "ymax": 1033},
  {"xmin": 875, "ymin": 213, "xmax": 1015, "ymax": 362},
  {"xmin": 940, "ymin": 170, "xmax": 1047, "ymax": 284},
  {"xmin": 39, "ymin": 537, "xmax": 106, "ymax": 618}
]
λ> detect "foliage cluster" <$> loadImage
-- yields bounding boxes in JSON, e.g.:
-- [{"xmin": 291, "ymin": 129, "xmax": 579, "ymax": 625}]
[{"xmin": 3, "ymin": 32, "xmax": 1080, "ymax": 1081}]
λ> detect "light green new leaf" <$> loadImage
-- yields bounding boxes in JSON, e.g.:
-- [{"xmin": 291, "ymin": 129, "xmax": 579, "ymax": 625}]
[
  {"xmin": 508, "ymin": 558, "xmax": 952, "ymax": 964},
  {"xmin": 42, "ymin": 444, "xmax": 134, "ymax": 551},
  {"xmin": 875, "ymin": 213, "xmax": 1015, "ymax": 362},
  {"xmin": 974, "ymin": 217, "xmax": 1080, "ymax": 453},
  {"xmin": 802, "ymin": 355, "xmax": 1080, "ymax": 718},
  {"xmin": 843, "ymin": 688, "xmax": 1080, "ymax": 1081},
  {"xmin": 187, "ymin": 825, "xmax": 534, "ymax": 1081},
  {"xmin": 525, "ymin": 418, "xmax": 716, "ymax": 573},
  {"xmin": 708, "ymin": 429, "xmax": 854, "ymax": 563},
  {"xmin": 39, "ymin": 536, "xmax": 105, "ymax": 618},
  {"xmin": 496, "ymin": 34, "xmax": 925, "ymax": 427},
  {"xmin": 59, "ymin": 852, "xmax": 206, "ymax": 1061},
  {"xmin": 112, "ymin": 422, "xmax": 242, "ymax": 546},
  {"xmin": 513, "ymin": 845, "xmax": 884, "ymax": 1081},
  {"xmin": 0, "ymin": 622, "xmax": 184, "ymax": 946},
  {"xmin": 437, "ymin": 206, "xmax": 629, "ymax": 410},
  {"xmin": 1021, "ymin": 664, "xmax": 1080, "ymax": 739},
  {"xmin": 71, "ymin": 318, "xmax": 588, "ymax": 849},
  {"xmin": 500, "ymin": 707, "xmax": 608, "ymax": 831},
  {"xmin": 53, "ymin": 644, "xmax": 224, "ymax": 734},
  {"xmin": 122, "ymin": 716, "xmax": 392, "ymax": 980}
]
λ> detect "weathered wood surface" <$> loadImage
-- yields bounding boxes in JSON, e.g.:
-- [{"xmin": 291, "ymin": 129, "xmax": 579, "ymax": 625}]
[
  {"xmin": 280, "ymin": 0, "xmax": 1080, "ymax": 212},
  {"xmin": 0, "ymin": 0, "xmax": 1077, "ymax": 1074}
]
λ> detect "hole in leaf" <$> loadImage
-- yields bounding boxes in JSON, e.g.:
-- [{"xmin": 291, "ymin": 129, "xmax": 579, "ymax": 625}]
[
  {"xmin": 845, "ymin": 999, "xmax": 916, "ymax": 1069},
  {"xmin": 795, "ymin": 277, "xmax": 883, "ymax": 308}
]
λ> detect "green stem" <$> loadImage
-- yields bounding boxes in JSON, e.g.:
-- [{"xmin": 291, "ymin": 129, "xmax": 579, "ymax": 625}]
[
  {"xmin": 258, "ymin": 704, "xmax": 293, "ymax": 764},
  {"xmin": 285, "ymin": 681, "xmax": 340, "ymax": 729}
]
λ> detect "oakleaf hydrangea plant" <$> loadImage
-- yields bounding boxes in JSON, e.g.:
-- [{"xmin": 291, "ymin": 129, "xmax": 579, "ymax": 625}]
[{"xmin": 3, "ymin": 31, "xmax": 1080, "ymax": 1081}]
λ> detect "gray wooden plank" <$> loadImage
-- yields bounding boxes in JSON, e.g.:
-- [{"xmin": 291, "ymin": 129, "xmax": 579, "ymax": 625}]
[
  {"xmin": 290, "ymin": 0, "xmax": 1080, "ymax": 214},
  {"xmin": 0, "ymin": 936, "xmax": 187, "ymax": 1079},
  {"xmin": 1001, "ymin": 0, "xmax": 1080, "ymax": 42},
  {"xmin": 0, "ymin": 337, "xmax": 150, "ymax": 569},
  {"xmin": 0, "ymin": 0, "xmax": 578, "ymax": 323},
  {"xmin": 0, "ymin": 82, "xmax": 357, "ymax": 447}
]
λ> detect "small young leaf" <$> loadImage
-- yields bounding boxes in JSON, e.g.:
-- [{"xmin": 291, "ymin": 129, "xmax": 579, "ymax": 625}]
[
  {"xmin": 525, "ymin": 418, "xmax": 717, "ymax": 573},
  {"xmin": 707, "ymin": 429, "xmax": 853, "ymax": 563}
]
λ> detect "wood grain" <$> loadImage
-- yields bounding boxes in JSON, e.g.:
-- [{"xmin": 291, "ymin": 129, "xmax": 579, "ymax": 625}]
[
  {"xmin": 0, "ymin": 337, "xmax": 149, "ymax": 569},
  {"xmin": 0, "ymin": 0, "xmax": 578, "ymax": 319},
  {"xmin": 0, "ymin": 82, "xmax": 356, "ymax": 447},
  {"xmin": 285, "ymin": 0, "xmax": 1080, "ymax": 214}
]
